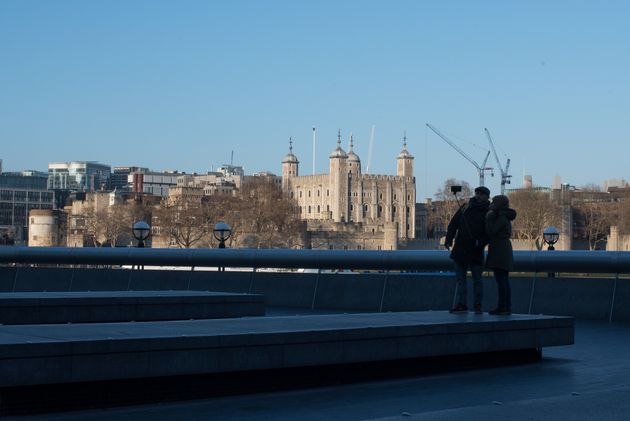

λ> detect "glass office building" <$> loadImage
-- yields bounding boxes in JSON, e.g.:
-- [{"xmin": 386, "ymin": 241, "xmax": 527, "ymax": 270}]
[
  {"xmin": 48, "ymin": 162, "xmax": 111, "ymax": 192},
  {"xmin": 0, "ymin": 171, "xmax": 54, "ymax": 244}
]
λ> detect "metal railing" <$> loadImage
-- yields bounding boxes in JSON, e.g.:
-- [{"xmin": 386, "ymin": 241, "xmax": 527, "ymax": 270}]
[{"xmin": 1, "ymin": 247, "xmax": 630, "ymax": 274}]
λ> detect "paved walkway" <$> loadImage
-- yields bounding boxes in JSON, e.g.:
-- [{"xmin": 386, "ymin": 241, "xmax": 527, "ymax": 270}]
[{"xmin": 2, "ymin": 320, "xmax": 624, "ymax": 421}]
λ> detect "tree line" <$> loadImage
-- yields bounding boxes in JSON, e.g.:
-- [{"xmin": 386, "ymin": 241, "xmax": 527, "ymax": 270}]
[
  {"xmin": 81, "ymin": 179, "xmax": 305, "ymax": 249},
  {"xmin": 426, "ymin": 178, "xmax": 630, "ymax": 250}
]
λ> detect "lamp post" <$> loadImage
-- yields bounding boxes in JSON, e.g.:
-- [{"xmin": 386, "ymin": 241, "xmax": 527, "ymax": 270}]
[
  {"xmin": 213, "ymin": 221, "xmax": 232, "ymax": 249},
  {"xmin": 213, "ymin": 221, "xmax": 231, "ymax": 272},
  {"xmin": 543, "ymin": 226, "xmax": 560, "ymax": 251},
  {"xmin": 543, "ymin": 226, "xmax": 560, "ymax": 278},
  {"xmin": 132, "ymin": 220, "xmax": 150, "ymax": 248}
]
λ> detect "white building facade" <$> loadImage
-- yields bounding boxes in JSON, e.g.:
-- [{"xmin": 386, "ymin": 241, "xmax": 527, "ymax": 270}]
[{"xmin": 282, "ymin": 132, "xmax": 416, "ymax": 249}]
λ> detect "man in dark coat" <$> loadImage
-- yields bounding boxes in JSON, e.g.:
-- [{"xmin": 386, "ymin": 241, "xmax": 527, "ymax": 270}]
[
  {"xmin": 444, "ymin": 186, "xmax": 490, "ymax": 313},
  {"xmin": 485, "ymin": 194, "xmax": 517, "ymax": 315}
]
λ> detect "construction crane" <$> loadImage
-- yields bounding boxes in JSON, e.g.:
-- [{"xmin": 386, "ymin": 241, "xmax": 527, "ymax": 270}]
[
  {"xmin": 425, "ymin": 123, "xmax": 493, "ymax": 187},
  {"xmin": 484, "ymin": 128, "xmax": 512, "ymax": 195}
]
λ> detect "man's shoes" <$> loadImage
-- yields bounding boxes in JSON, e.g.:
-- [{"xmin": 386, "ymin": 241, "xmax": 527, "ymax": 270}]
[
  {"xmin": 474, "ymin": 303, "xmax": 483, "ymax": 314},
  {"xmin": 449, "ymin": 303, "xmax": 468, "ymax": 313},
  {"xmin": 489, "ymin": 308, "xmax": 511, "ymax": 315}
]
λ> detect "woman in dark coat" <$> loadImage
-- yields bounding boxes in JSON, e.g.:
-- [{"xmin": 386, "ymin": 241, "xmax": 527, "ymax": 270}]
[{"xmin": 485, "ymin": 195, "xmax": 517, "ymax": 315}]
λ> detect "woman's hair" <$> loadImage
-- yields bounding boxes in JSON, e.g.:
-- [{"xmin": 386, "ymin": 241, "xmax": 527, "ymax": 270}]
[{"xmin": 491, "ymin": 195, "xmax": 509, "ymax": 209}]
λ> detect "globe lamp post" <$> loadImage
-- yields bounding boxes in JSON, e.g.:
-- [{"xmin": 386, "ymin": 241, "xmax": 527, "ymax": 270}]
[
  {"xmin": 213, "ymin": 221, "xmax": 232, "ymax": 249},
  {"xmin": 132, "ymin": 220, "xmax": 150, "ymax": 248}
]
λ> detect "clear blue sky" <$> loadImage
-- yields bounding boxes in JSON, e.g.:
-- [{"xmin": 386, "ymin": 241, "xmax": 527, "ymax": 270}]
[{"xmin": 1, "ymin": 0, "xmax": 629, "ymax": 199}]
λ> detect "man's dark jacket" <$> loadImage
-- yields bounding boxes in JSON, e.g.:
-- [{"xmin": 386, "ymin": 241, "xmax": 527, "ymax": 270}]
[{"xmin": 445, "ymin": 197, "xmax": 489, "ymax": 266}]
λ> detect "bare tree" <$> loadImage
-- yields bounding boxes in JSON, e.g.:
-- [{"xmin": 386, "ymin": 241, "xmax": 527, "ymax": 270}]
[
  {"xmin": 427, "ymin": 178, "xmax": 472, "ymax": 239},
  {"xmin": 575, "ymin": 202, "xmax": 612, "ymax": 250},
  {"xmin": 155, "ymin": 197, "xmax": 211, "ymax": 248},
  {"xmin": 102, "ymin": 204, "xmax": 133, "ymax": 247},
  {"xmin": 237, "ymin": 178, "xmax": 304, "ymax": 248},
  {"xmin": 617, "ymin": 196, "xmax": 630, "ymax": 235},
  {"xmin": 83, "ymin": 207, "xmax": 107, "ymax": 247},
  {"xmin": 152, "ymin": 178, "xmax": 304, "ymax": 249},
  {"xmin": 509, "ymin": 188, "xmax": 561, "ymax": 249}
]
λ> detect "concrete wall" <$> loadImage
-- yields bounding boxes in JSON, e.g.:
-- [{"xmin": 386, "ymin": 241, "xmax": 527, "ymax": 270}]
[{"xmin": 0, "ymin": 266, "xmax": 626, "ymax": 321}]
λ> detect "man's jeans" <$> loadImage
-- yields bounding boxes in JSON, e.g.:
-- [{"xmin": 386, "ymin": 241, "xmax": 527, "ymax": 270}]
[{"xmin": 454, "ymin": 261, "xmax": 483, "ymax": 307}]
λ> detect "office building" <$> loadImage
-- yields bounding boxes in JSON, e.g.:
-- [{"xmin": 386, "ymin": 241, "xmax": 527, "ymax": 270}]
[
  {"xmin": 48, "ymin": 162, "xmax": 111, "ymax": 192},
  {"xmin": 1, "ymin": 170, "xmax": 54, "ymax": 244}
]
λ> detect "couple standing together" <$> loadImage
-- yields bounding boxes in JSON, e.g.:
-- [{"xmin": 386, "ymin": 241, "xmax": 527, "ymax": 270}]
[{"xmin": 444, "ymin": 186, "xmax": 517, "ymax": 315}]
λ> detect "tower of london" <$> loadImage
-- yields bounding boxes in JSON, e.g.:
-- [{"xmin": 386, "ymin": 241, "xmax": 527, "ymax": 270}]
[{"xmin": 281, "ymin": 131, "xmax": 416, "ymax": 250}]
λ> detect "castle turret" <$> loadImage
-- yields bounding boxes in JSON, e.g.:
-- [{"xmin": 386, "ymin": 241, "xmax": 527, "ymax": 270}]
[
  {"xmin": 396, "ymin": 133, "xmax": 414, "ymax": 178},
  {"xmin": 346, "ymin": 133, "xmax": 361, "ymax": 175},
  {"xmin": 329, "ymin": 130, "xmax": 348, "ymax": 222},
  {"xmin": 282, "ymin": 137, "xmax": 299, "ymax": 192}
]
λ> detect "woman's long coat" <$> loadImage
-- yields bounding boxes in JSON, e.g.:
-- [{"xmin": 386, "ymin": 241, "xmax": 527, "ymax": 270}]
[{"xmin": 485, "ymin": 208, "xmax": 517, "ymax": 271}]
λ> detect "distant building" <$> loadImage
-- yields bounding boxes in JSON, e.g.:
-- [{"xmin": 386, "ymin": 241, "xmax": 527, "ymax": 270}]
[
  {"xmin": 48, "ymin": 162, "xmax": 111, "ymax": 192},
  {"xmin": 603, "ymin": 179, "xmax": 628, "ymax": 192},
  {"xmin": 28, "ymin": 209, "xmax": 66, "ymax": 247},
  {"xmin": 218, "ymin": 165, "xmax": 245, "ymax": 177},
  {"xmin": 174, "ymin": 169, "xmax": 275, "ymax": 197},
  {"xmin": 167, "ymin": 186, "xmax": 205, "ymax": 203},
  {"xmin": 281, "ymin": 132, "xmax": 416, "ymax": 250},
  {"xmin": 0, "ymin": 170, "xmax": 54, "ymax": 244},
  {"xmin": 129, "ymin": 170, "xmax": 179, "ymax": 197},
  {"xmin": 110, "ymin": 166, "xmax": 149, "ymax": 191}
]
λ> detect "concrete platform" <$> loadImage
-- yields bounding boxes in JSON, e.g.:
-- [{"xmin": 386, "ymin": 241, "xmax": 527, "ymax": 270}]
[
  {"xmin": 0, "ymin": 311, "xmax": 573, "ymax": 388},
  {"xmin": 0, "ymin": 291, "xmax": 265, "ymax": 325}
]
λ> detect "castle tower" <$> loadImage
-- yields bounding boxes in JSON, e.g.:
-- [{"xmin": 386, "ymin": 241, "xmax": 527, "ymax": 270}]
[
  {"xmin": 282, "ymin": 137, "xmax": 299, "ymax": 192},
  {"xmin": 346, "ymin": 133, "xmax": 363, "ymax": 222},
  {"xmin": 329, "ymin": 130, "xmax": 348, "ymax": 223},
  {"xmin": 396, "ymin": 133, "xmax": 416, "ymax": 240},
  {"xmin": 396, "ymin": 133, "xmax": 414, "ymax": 178},
  {"xmin": 346, "ymin": 133, "xmax": 361, "ymax": 175}
]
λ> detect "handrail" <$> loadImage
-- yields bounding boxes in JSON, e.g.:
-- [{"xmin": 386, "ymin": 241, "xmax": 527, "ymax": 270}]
[{"xmin": 1, "ymin": 247, "xmax": 630, "ymax": 274}]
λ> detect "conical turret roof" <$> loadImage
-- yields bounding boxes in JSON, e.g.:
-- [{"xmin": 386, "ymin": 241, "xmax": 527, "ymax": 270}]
[
  {"xmin": 346, "ymin": 133, "xmax": 360, "ymax": 163},
  {"xmin": 330, "ymin": 129, "xmax": 348, "ymax": 159},
  {"xmin": 397, "ymin": 133, "xmax": 414, "ymax": 159},
  {"xmin": 282, "ymin": 137, "xmax": 299, "ymax": 163}
]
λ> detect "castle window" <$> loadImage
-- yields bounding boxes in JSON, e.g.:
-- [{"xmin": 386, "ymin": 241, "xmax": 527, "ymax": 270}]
[
  {"xmin": 379, "ymin": 193, "xmax": 383, "ymax": 199},
  {"xmin": 394, "ymin": 194, "xmax": 397, "ymax": 200},
  {"xmin": 308, "ymin": 190, "xmax": 311, "ymax": 198},
  {"xmin": 290, "ymin": 192, "xmax": 294, "ymax": 198},
  {"xmin": 317, "ymin": 205, "xmax": 320, "ymax": 213},
  {"xmin": 327, "ymin": 190, "xmax": 330, "ymax": 197},
  {"xmin": 299, "ymin": 191, "xmax": 302, "ymax": 198},
  {"xmin": 393, "ymin": 206, "xmax": 397, "ymax": 214},
  {"xmin": 408, "ymin": 194, "xmax": 411, "ymax": 201},
  {"xmin": 317, "ymin": 190, "xmax": 320, "ymax": 197},
  {"xmin": 350, "ymin": 205, "xmax": 353, "ymax": 211},
  {"xmin": 308, "ymin": 206, "xmax": 311, "ymax": 214}
]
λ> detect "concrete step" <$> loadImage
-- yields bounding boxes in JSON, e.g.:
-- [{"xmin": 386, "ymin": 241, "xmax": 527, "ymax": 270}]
[
  {"xmin": 0, "ymin": 311, "xmax": 574, "ymax": 387},
  {"xmin": 0, "ymin": 291, "xmax": 265, "ymax": 324}
]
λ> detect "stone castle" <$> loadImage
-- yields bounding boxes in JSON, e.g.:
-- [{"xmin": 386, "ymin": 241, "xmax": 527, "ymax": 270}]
[{"xmin": 281, "ymin": 131, "xmax": 416, "ymax": 250}]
